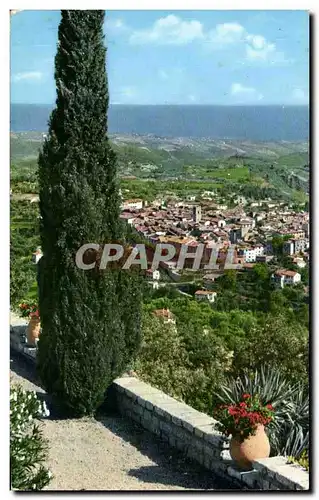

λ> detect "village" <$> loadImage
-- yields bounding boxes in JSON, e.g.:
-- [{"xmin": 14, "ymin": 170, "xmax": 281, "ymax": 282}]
[{"xmin": 120, "ymin": 193, "xmax": 310, "ymax": 301}]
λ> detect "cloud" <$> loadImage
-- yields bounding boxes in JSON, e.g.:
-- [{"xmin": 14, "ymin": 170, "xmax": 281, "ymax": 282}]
[
  {"xmin": 105, "ymin": 18, "xmax": 127, "ymax": 31},
  {"xmin": 129, "ymin": 15, "xmax": 204, "ymax": 46},
  {"xmin": 121, "ymin": 14, "xmax": 290, "ymax": 66},
  {"xmin": 244, "ymin": 34, "xmax": 293, "ymax": 65},
  {"xmin": 188, "ymin": 94, "xmax": 198, "ymax": 102},
  {"xmin": 205, "ymin": 22, "xmax": 290, "ymax": 66},
  {"xmin": 292, "ymin": 88, "xmax": 308, "ymax": 101},
  {"xmin": 207, "ymin": 22, "xmax": 245, "ymax": 47},
  {"xmin": 246, "ymin": 35, "xmax": 275, "ymax": 59},
  {"xmin": 231, "ymin": 83, "xmax": 256, "ymax": 95},
  {"xmin": 230, "ymin": 83, "xmax": 263, "ymax": 101},
  {"xmin": 12, "ymin": 71, "xmax": 43, "ymax": 82}
]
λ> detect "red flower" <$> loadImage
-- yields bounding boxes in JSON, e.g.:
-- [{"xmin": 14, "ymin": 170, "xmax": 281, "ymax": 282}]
[
  {"xmin": 239, "ymin": 402, "xmax": 247, "ymax": 408},
  {"xmin": 266, "ymin": 404, "xmax": 273, "ymax": 410},
  {"xmin": 228, "ymin": 407, "xmax": 236, "ymax": 416},
  {"xmin": 30, "ymin": 310, "xmax": 40, "ymax": 319},
  {"xmin": 242, "ymin": 394, "xmax": 251, "ymax": 399}
]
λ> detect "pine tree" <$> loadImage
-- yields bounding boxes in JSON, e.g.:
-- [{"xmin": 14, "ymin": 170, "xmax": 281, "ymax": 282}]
[{"xmin": 37, "ymin": 10, "xmax": 142, "ymax": 416}]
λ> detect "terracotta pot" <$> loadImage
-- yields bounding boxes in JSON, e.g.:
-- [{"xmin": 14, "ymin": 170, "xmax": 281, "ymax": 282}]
[
  {"xmin": 230, "ymin": 424, "xmax": 270, "ymax": 470},
  {"xmin": 27, "ymin": 317, "xmax": 41, "ymax": 346}
]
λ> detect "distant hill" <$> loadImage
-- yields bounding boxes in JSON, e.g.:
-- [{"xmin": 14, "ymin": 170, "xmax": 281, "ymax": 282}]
[
  {"xmin": 11, "ymin": 103, "xmax": 309, "ymax": 141},
  {"xmin": 10, "ymin": 132, "xmax": 309, "ymax": 201}
]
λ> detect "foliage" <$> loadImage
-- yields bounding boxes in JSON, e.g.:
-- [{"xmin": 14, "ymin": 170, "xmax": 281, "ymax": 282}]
[
  {"xmin": 36, "ymin": 10, "xmax": 142, "ymax": 417},
  {"xmin": 10, "ymin": 200, "xmax": 39, "ymax": 307},
  {"xmin": 144, "ymin": 293, "xmax": 308, "ymax": 386},
  {"xmin": 134, "ymin": 310, "xmax": 233, "ymax": 413},
  {"xmin": 287, "ymin": 450, "xmax": 309, "ymax": 471},
  {"xmin": 19, "ymin": 301, "xmax": 39, "ymax": 319},
  {"xmin": 215, "ymin": 365, "xmax": 309, "ymax": 457},
  {"xmin": 10, "ymin": 384, "xmax": 52, "ymax": 491},
  {"xmin": 213, "ymin": 393, "xmax": 274, "ymax": 442}
]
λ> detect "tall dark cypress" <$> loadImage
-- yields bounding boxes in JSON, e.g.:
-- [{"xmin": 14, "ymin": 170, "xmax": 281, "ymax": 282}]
[{"xmin": 37, "ymin": 10, "xmax": 142, "ymax": 416}]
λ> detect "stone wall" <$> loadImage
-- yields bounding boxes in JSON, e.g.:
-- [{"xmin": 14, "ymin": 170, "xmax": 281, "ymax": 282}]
[
  {"xmin": 113, "ymin": 376, "xmax": 309, "ymax": 491},
  {"xmin": 10, "ymin": 320, "xmax": 309, "ymax": 491}
]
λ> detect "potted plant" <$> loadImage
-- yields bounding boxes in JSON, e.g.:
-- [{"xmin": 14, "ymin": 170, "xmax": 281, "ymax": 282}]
[
  {"xmin": 213, "ymin": 393, "xmax": 274, "ymax": 470},
  {"xmin": 18, "ymin": 302, "xmax": 41, "ymax": 346}
]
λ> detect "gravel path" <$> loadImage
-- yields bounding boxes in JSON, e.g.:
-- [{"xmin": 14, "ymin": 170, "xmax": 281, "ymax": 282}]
[{"xmin": 10, "ymin": 352, "xmax": 236, "ymax": 491}]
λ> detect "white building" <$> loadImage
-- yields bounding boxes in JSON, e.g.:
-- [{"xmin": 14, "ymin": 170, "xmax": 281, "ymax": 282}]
[
  {"xmin": 283, "ymin": 240, "xmax": 294, "ymax": 256},
  {"xmin": 238, "ymin": 245, "xmax": 265, "ymax": 263},
  {"xmin": 146, "ymin": 269, "xmax": 160, "ymax": 281},
  {"xmin": 292, "ymin": 257, "xmax": 307, "ymax": 269},
  {"xmin": 122, "ymin": 199, "xmax": 143, "ymax": 210},
  {"xmin": 195, "ymin": 290, "xmax": 217, "ymax": 303},
  {"xmin": 272, "ymin": 270, "xmax": 301, "ymax": 288}
]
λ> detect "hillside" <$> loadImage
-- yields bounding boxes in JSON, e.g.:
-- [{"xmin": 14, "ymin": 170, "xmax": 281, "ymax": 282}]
[{"xmin": 10, "ymin": 132, "xmax": 309, "ymax": 201}]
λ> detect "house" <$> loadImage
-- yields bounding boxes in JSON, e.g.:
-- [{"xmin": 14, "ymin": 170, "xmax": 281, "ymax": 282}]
[
  {"xmin": 120, "ymin": 213, "xmax": 136, "ymax": 225},
  {"xmin": 266, "ymin": 242, "xmax": 273, "ymax": 255},
  {"xmin": 153, "ymin": 309, "xmax": 176, "ymax": 324},
  {"xmin": 256, "ymin": 255, "xmax": 274, "ymax": 263},
  {"xmin": 302, "ymin": 222, "xmax": 310, "ymax": 238},
  {"xmin": 294, "ymin": 230, "xmax": 306, "ymax": 240},
  {"xmin": 145, "ymin": 269, "xmax": 160, "ymax": 281},
  {"xmin": 272, "ymin": 269, "xmax": 301, "ymax": 288},
  {"xmin": 283, "ymin": 240, "xmax": 294, "ymax": 256},
  {"xmin": 122, "ymin": 199, "xmax": 143, "ymax": 210},
  {"xmin": 230, "ymin": 228, "xmax": 241, "ymax": 244},
  {"xmin": 292, "ymin": 257, "xmax": 307, "ymax": 269},
  {"xmin": 237, "ymin": 245, "xmax": 264, "ymax": 263},
  {"xmin": 294, "ymin": 238, "xmax": 308, "ymax": 254},
  {"xmin": 194, "ymin": 290, "xmax": 217, "ymax": 303},
  {"xmin": 32, "ymin": 247, "xmax": 43, "ymax": 264}
]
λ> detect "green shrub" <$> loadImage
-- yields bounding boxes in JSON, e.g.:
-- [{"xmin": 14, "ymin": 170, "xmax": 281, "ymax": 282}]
[
  {"xmin": 10, "ymin": 384, "xmax": 52, "ymax": 491},
  {"xmin": 134, "ymin": 311, "xmax": 232, "ymax": 414}
]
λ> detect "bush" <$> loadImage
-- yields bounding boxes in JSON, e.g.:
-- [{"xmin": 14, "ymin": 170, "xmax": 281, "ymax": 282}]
[
  {"xmin": 10, "ymin": 384, "xmax": 52, "ymax": 491},
  {"xmin": 134, "ymin": 311, "xmax": 233, "ymax": 414},
  {"xmin": 287, "ymin": 450, "xmax": 309, "ymax": 471}
]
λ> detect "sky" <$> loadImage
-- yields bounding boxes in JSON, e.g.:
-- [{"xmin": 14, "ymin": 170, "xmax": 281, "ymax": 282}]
[{"xmin": 10, "ymin": 10, "xmax": 309, "ymax": 105}]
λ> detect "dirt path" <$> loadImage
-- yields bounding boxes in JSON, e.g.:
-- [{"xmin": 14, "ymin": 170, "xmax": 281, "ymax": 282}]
[{"xmin": 10, "ymin": 352, "xmax": 236, "ymax": 491}]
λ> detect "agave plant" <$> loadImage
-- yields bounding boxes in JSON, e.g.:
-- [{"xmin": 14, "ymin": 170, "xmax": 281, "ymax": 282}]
[{"xmin": 214, "ymin": 364, "xmax": 309, "ymax": 458}]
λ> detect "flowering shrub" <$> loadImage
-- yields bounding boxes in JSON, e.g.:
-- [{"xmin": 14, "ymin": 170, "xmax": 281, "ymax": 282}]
[
  {"xmin": 215, "ymin": 365, "xmax": 309, "ymax": 457},
  {"xmin": 213, "ymin": 393, "xmax": 274, "ymax": 442},
  {"xmin": 18, "ymin": 302, "xmax": 40, "ymax": 319},
  {"xmin": 10, "ymin": 384, "xmax": 52, "ymax": 491}
]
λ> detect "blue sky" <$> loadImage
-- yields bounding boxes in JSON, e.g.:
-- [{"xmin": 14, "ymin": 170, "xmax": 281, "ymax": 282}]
[{"xmin": 10, "ymin": 10, "xmax": 309, "ymax": 105}]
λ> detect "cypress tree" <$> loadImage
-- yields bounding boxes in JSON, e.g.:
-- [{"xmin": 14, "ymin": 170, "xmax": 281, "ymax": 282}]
[{"xmin": 37, "ymin": 10, "xmax": 142, "ymax": 416}]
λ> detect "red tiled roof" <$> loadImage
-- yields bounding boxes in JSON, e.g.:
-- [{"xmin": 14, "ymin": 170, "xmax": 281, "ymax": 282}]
[
  {"xmin": 153, "ymin": 309, "xmax": 174, "ymax": 318},
  {"xmin": 275, "ymin": 269, "xmax": 298, "ymax": 277}
]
